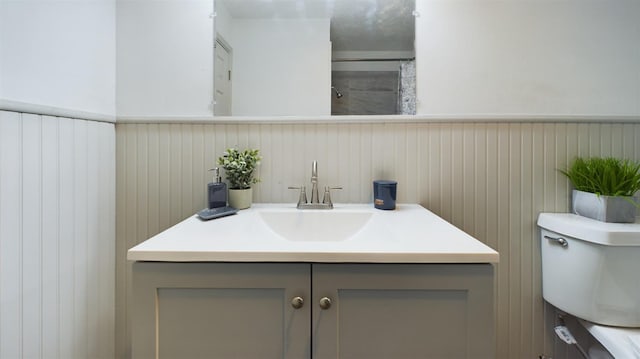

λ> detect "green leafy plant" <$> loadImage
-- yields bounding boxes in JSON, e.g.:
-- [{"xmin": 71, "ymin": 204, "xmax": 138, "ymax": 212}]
[
  {"xmin": 560, "ymin": 157, "xmax": 640, "ymax": 197},
  {"xmin": 217, "ymin": 148, "xmax": 261, "ymax": 189}
]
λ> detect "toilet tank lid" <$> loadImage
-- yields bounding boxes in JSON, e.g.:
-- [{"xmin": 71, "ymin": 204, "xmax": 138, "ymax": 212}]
[{"xmin": 538, "ymin": 213, "xmax": 640, "ymax": 246}]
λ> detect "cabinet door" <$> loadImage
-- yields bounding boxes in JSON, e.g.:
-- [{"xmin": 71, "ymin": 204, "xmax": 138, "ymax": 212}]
[
  {"xmin": 132, "ymin": 262, "xmax": 310, "ymax": 359},
  {"xmin": 312, "ymin": 264, "xmax": 494, "ymax": 359}
]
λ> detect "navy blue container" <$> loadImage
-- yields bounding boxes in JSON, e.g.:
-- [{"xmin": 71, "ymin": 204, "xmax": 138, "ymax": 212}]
[{"xmin": 373, "ymin": 180, "xmax": 397, "ymax": 210}]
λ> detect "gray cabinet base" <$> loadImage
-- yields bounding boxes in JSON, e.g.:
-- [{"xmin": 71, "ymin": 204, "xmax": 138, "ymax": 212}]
[{"xmin": 132, "ymin": 262, "xmax": 494, "ymax": 359}]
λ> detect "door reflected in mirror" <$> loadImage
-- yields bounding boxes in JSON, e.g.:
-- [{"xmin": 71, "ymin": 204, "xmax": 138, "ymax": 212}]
[
  {"xmin": 214, "ymin": 37, "xmax": 232, "ymax": 116},
  {"xmin": 214, "ymin": 0, "xmax": 415, "ymax": 117}
]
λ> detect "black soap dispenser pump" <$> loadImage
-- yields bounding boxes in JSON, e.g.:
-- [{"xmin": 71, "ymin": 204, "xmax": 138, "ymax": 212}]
[{"xmin": 208, "ymin": 167, "xmax": 227, "ymax": 209}]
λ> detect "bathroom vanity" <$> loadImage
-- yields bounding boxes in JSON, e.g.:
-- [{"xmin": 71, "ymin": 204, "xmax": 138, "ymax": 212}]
[{"xmin": 128, "ymin": 204, "xmax": 499, "ymax": 358}]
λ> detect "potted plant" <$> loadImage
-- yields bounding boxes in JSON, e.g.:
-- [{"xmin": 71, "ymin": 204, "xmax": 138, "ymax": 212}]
[
  {"xmin": 218, "ymin": 148, "xmax": 261, "ymax": 209},
  {"xmin": 560, "ymin": 157, "xmax": 640, "ymax": 223}
]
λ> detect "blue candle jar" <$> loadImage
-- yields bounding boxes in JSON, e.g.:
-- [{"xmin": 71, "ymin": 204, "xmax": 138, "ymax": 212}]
[{"xmin": 373, "ymin": 180, "xmax": 397, "ymax": 210}]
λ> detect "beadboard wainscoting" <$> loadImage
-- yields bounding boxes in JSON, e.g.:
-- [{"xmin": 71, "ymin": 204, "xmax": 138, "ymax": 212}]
[
  {"xmin": 116, "ymin": 121, "xmax": 640, "ymax": 359},
  {"xmin": 0, "ymin": 111, "xmax": 115, "ymax": 359}
]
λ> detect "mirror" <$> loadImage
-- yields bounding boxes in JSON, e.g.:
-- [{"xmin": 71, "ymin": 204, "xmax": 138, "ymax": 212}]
[{"xmin": 214, "ymin": 0, "xmax": 415, "ymax": 117}]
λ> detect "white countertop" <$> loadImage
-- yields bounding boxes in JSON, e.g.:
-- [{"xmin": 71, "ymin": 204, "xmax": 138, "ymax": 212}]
[{"xmin": 127, "ymin": 204, "xmax": 499, "ymax": 263}]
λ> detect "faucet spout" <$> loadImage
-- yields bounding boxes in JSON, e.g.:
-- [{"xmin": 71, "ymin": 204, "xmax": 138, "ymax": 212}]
[{"xmin": 310, "ymin": 161, "xmax": 320, "ymax": 203}]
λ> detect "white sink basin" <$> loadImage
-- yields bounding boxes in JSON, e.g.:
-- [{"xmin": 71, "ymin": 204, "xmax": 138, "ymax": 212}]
[{"xmin": 258, "ymin": 210, "xmax": 373, "ymax": 241}]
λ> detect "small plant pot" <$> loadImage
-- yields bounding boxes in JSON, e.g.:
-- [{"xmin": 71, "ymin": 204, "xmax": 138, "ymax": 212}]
[
  {"xmin": 228, "ymin": 188, "xmax": 253, "ymax": 210},
  {"xmin": 572, "ymin": 190, "xmax": 637, "ymax": 223}
]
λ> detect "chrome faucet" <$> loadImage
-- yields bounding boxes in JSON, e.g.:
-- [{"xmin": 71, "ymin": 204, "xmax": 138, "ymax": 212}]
[
  {"xmin": 289, "ymin": 161, "xmax": 341, "ymax": 209},
  {"xmin": 310, "ymin": 161, "xmax": 320, "ymax": 204}
]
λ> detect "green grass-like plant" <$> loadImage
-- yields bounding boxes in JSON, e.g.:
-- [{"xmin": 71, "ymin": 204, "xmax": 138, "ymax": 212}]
[
  {"xmin": 560, "ymin": 157, "xmax": 640, "ymax": 197},
  {"xmin": 217, "ymin": 148, "xmax": 261, "ymax": 189}
]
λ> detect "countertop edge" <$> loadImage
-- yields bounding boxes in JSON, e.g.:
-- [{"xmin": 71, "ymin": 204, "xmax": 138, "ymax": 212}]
[{"xmin": 127, "ymin": 251, "xmax": 499, "ymax": 264}]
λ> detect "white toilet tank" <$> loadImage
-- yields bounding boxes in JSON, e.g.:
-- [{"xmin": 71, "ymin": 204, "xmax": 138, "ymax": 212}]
[{"xmin": 538, "ymin": 213, "xmax": 640, "ymax": 327}]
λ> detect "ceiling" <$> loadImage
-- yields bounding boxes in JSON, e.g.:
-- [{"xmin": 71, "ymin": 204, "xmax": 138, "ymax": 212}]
[{"xmin": 217, "ymin": 0, "xmax": 415, "ymax": 52}]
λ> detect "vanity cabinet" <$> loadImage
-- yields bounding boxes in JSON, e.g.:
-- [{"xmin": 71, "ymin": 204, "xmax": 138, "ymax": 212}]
[{"xmin": 132, "ymin": 262, "xmax": 494, "ymax": 359}]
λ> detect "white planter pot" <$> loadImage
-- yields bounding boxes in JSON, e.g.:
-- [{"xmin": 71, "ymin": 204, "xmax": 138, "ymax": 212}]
[
  {"xmin": 572, "ymin": 189, "xmax": 637, "ymax": 223},
  {"xmin": 228, "ymin": 188, "xmax": 253, "ymax": 209}
]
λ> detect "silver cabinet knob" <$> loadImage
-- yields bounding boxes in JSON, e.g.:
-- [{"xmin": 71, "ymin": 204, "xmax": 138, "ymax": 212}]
[
  {"xmin": 319, "ymin": 297, "xmax": 332, "ymax": 310},
  {"xmin": 291, "ymin": 296, "xmax": 304, "ymax": 309}
]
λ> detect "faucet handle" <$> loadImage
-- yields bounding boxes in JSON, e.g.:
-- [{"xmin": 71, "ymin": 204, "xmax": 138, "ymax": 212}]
[
  {"xmin": 322, "ymin": 186, "xmax": 342, "ymax": 206},
  {"xmin": 288, "ymin": 186, "xmax": 308, "ymax": 205}
]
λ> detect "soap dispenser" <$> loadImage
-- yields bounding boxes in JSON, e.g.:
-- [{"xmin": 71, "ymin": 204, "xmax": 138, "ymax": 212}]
[{"xmin": 208, "ymin": 167, "xmax": 227, "ymax": 209}]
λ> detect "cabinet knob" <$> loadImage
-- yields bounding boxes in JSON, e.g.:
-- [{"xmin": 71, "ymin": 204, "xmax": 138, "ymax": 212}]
[
  {"xmin": 291, "ymin": 296, "xmax": 304, "ymax": 309},
  {"xmin": 319, "ymin": 297, "xmax": 332, "ymax": 310}
]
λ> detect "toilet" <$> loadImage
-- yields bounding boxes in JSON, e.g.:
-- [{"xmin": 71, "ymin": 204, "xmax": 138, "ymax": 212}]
[{"xmin": 538, "ymin": 213, "xmax": 640, "ymax": 358}]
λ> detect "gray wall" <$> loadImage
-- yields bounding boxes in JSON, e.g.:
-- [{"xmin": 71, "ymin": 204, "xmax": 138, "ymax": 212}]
[{"xmin": 116, "ymin": 120, "xmax": 640, "ymax": 358}]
